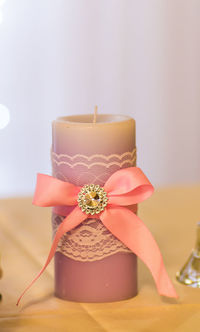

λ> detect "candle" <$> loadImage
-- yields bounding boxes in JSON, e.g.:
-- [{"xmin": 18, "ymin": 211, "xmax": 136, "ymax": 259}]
[{"xmin": 52, "ymin": 113, "xmax": 137, "ymax": 302}]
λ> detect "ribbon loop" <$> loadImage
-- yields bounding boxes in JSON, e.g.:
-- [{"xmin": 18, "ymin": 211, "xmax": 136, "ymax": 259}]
[
  {"xmin": 105, "ymin": 167, "xmax": 154, "ymax": 206},
  {"xmin": 33, "ymin": 173, "xmax": 81, "ymax": 207}
]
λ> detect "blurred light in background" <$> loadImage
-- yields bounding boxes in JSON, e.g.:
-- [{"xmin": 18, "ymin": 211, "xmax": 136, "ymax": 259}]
[{"xmin": 0, "ymin": 104, "xmax": 10, "ymax": 129}]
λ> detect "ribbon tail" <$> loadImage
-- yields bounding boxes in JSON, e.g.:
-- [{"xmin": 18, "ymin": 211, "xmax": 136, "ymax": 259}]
[
  {"xmin": 100, "ymin": 206, "xmax": 178, "ymax": 298},
  {"xmin": 17, "ymin": 206, "xmax": 86, "ymax": 305}
]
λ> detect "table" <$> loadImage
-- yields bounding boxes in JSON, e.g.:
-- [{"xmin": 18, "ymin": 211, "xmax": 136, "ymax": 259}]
[{"xmin": 0, "ymin": 185, "xmax": 200, "ymax": 331}]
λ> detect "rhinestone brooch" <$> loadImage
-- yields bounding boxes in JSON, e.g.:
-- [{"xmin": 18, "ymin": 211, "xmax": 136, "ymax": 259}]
[{"xmin": 77, "ymin": 184, "xmax": 108, "ymax": 215}]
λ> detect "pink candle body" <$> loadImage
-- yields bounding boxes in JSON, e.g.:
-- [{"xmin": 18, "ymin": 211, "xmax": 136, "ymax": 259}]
[{"xmin": 52, "ymin": 114, "xmax": 138, "ymax": 302}]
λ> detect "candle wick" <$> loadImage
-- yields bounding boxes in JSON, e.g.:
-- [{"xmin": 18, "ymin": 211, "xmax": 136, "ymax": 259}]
[{"xmin": 93, "ymin": 105, "xmax": 98, "ymax": 124}]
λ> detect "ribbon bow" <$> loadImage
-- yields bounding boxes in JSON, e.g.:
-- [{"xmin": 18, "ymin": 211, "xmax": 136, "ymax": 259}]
[{"xmin": 17, "ymin": 167, "xmax": 177, "ymax": 305}]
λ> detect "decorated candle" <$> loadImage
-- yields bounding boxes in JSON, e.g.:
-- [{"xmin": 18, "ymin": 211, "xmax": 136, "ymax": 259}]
[
  {"xmin": 16, "ymin": 111, "xmax": 178, "ymax": 306},
  {"xmin": 51, "ymin": 113, "xmax": 138, "ymax": 302}
]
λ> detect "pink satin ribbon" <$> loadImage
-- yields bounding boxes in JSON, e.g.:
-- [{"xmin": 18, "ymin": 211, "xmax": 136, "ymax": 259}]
[{"xmin": 17, "ymin": 167, "xmax": 177, "ymax": 305}]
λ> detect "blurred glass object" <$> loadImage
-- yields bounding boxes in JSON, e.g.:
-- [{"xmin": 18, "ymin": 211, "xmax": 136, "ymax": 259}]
[
  {"xmin": 0, "ymin": 104, "xmax": 10, "ymax": 129},
  {"xmin": 176, "ymin": 222, "xmax": 200, "ymax": 287}
]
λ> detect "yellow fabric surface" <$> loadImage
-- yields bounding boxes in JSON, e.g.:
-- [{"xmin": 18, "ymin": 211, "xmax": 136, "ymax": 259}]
[{"xmin": 0, "ymin": 186, "xmax": 200, "ymax": 331}]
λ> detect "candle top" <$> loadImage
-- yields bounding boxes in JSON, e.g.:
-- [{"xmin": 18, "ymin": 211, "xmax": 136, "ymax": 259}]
[
  {"xmin": 54, "ymin": 114, "xmax": 134, "ymax": 127},
  {"xmin": 52, "ymin": 113, "xmax": 135, "ymax": 157}
]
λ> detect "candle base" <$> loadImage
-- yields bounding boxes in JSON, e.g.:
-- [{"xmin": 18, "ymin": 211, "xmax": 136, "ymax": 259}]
[{"xmin": 54, "ymin": 251, "xmax": 137, "ymax": 303}]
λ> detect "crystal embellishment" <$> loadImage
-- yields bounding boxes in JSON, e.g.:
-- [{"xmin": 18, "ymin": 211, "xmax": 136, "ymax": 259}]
[{"xmin": 77, "ymin": 184, "xmax": 108, "ymax": 215}]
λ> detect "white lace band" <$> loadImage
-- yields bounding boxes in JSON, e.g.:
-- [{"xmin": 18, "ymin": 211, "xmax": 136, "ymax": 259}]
[{"xmin": 51, "ymin": 147, "xmax": 136, "ymax": 261}]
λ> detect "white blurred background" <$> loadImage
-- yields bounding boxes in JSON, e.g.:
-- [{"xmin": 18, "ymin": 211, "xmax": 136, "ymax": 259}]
[{"xmin": 0, "ymin": 0, "xmax": 199, "ymax": 197}]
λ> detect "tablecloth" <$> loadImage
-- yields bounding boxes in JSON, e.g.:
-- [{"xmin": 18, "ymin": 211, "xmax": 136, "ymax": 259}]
[{"xmin": 0, "ymin": 185, "xmax": 200, "ymax": 331}]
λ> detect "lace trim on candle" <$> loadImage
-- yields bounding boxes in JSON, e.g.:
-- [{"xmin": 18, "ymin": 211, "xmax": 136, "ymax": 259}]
[
  {"xmin": 52, "ymin": 149, "xmax": 136, "ymax": 160},
  {"xmin": 52, "ymin": 214, "xmax": 131, "ymax": 262},
  {"xmin": 51, "ymin": 148, "xmax": 136, "ymax": 169},
  {"xmin": 51, "ymin": 148, "xmax": 136, "ymax": 261}
]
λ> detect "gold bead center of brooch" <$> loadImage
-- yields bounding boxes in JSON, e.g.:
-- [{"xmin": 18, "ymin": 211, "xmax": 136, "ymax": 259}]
[{"xmin": 77, "ymin": 184, "xmax": 108, "ymax": 215}]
